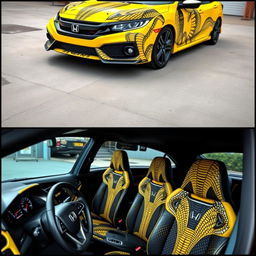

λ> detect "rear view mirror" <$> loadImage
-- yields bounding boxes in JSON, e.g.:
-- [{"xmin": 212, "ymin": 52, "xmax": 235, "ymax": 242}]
[
  {"xmin": 116, "ymin": 142, "xmax": 138, "ymax": 151},
  {"xmin": 178, "ymin": 0, "xmax": 201, "ymax": 9}
]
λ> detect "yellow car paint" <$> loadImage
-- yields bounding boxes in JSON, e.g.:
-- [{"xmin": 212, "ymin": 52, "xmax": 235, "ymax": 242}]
[{"xmin": 45, "ymin": 1, "xmax": 223, "ymax": 65}]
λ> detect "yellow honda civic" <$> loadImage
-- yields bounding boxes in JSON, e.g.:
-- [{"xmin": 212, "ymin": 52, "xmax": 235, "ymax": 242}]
[{"xmin": 45, "ymin": 0, "xmax": 223, "ymax": 69}]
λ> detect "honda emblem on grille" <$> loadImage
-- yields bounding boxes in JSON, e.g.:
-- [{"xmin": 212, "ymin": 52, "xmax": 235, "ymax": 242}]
[{"xmin": 71, "ymin": 24, "xmax": 79, "ymax": 33}]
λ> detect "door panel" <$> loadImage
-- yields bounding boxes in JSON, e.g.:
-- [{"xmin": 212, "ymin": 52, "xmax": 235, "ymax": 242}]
[
  {"xmin": 175, "ymin": 2, "xmax": 216, "ymax": 47},
  {"xmin": 197, "ymin": 1, "xmax": 218, "ymax": 38}
]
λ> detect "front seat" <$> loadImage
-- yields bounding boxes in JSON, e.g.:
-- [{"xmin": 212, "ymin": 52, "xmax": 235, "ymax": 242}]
[
  {"xmin": 147, "ymin": 159, "xmax": 236, "ymax": 255},
  {"xmin": 97, "ymin": 157, "xmax": 174, "ymax": 251},
  {"xmin": 92, "ymin": 150, "xmax": 132, "ymax": 240},
  {"xmin": 125, "ymin": 157, "xmax": 174, "ymax": 242}
]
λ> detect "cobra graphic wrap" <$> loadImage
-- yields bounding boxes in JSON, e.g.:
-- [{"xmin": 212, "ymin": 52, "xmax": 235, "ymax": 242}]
[
  {"xmin": 74, "ymin": 2, "xmax": 131, "ymax": 20},
  {"xmin": 46, "ymin": 1, "xmax": 223, "ymax": 66},
  {"xmin": 62, "ymin": 1, "xmax": 83, "ymax": 12},
  {"xmin": 125, "ymin": 14, "xmax": 165, "ymax": 63},
  {"xmin": 100, "ymin": 168, "xmax": 129, "ymax": 223},
  {"xmin": 55, "ymin": 48, "xmax": 99, "ymax": 60},
  {"xmin": 165, "ymin": 189, "xmax": 236, "ymax": 254},
  {"xmin": 181, "ymin": 159, "xmax": 226, "ymax": 201},
  {"xmin": 93, "ymin": 218, "xmax": 117, "ymax": 240},
  {"xmin": 91, "ymin": 151, "xmax": 130, "ymax": 241},
  {"xmin": 175, "ymin": 8, "xmax": 215, "ymax": 46},
  {"xmin": 107, "ymin": 8, "xmax": 163, "ymax": 21},
  {"xmin": 129, "ymin": 157, "xmax": 173, "ymax": 241},
  {"xmin": 96, "ymin": 8, "xmax": 165, "ymax": 63},
  {"xmin": 134, "ymin": 177, "xmax": 171, "ymax": 240}
]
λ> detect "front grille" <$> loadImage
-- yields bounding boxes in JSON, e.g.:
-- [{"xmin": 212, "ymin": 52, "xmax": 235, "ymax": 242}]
[
  {"xmin": 54, "ymin": 41, "xmax": 98, "ymax": 56},
  {"xmin": 57, "ymin": 17, "xmax": 112, "ymax": 38}
]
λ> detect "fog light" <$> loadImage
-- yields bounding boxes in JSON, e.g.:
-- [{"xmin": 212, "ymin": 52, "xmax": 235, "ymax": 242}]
[{"xmin": 124, "ymin": 46, "xmax": 135, "ymax": 56}]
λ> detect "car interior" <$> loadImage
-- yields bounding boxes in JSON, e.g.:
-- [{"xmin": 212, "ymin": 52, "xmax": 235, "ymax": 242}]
[{"xmin": 1, "ymin": 128, "xmax": 255, "ymax": 255}]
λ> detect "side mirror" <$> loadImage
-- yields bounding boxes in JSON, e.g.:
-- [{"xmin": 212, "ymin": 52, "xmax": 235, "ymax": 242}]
[{"xmin": 178, "ymin": 0, "xmax": 201, "ymax": 9}]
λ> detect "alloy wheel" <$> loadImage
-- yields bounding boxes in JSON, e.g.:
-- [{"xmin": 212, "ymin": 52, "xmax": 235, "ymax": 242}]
[{"xmin": 156, "ymin": 30, "xmax": 173, "ymax": 66}]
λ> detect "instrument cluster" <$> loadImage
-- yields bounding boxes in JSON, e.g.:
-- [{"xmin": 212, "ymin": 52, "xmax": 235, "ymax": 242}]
[{"xmin": 6, "ymin": 196, "xmax": 33, "ymax": 223}]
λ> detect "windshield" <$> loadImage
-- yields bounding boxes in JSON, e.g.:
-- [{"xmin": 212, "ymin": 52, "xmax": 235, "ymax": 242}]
[
  {"xmin": 99, "ymin": 1, "xmax": 174, "ymax": 5},
  {"xmin": 90, "ymin": 141, "xmax": 176, "ymax": 171},
  {"xmin": 1, "ymin": 137, "xmax": 90, "ymax": 181}
]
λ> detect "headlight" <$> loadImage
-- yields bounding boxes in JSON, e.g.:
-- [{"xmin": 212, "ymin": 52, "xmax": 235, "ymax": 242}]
[{"xmin": 111, "ymin": 19, "xmax": 150, "ymax": 32}]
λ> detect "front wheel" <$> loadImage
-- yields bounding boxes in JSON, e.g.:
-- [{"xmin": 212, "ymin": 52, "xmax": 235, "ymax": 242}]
[
  {"xmin": 207, "ymin": 19, "xmax": 221, "ymax": 45},
  {"xmin": 149, "ymin": 27, "xmax": 174, "ymax": 69}
]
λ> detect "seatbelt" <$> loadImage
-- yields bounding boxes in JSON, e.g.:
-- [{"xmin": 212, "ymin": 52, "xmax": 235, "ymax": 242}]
[{"xmin": 225, "ymin": 212, "xmax": 240, "ymax": 254}]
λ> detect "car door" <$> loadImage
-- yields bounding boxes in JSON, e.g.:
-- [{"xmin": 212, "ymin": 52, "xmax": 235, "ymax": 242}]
[
  {"xmin": 196, "ymin": 1, "xmax": 218, "ymax": 40},
  {"xmin": 175, "ymin": 1, "xmax": 216, "ymax": 47}
]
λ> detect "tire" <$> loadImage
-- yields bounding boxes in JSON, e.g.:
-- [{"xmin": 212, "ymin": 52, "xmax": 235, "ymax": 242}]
[
  {"xmin": 207, "ymin": 19, "xmax": 221, "ymax": 45},
  {"xmin": 149, "ymin": 27, "xmax": 174, "ymax": 69}
]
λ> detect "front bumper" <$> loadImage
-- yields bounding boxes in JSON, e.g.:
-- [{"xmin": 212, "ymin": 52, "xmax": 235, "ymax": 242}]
[{"xmin": 45, "ymin": 17, "xmax": 160, "ymax": 64}]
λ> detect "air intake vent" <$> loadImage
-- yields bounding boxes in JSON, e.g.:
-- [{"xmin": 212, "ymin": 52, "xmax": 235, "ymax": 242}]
[{"xmin": 54, "ymin": 42, "xmax": 98, "ymax": 56}]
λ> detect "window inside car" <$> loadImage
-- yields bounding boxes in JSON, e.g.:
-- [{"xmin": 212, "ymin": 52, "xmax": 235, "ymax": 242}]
[
  {"xmin": 1, "ymin": 137, "xmax": 90, "ymax": 181},
  {"xmin": 201, "ymin": 152, "xmax": 243, "ymax": 175},
  {"xmin": 91, "ymin": 141, "xmax": 176, "ymax": 170}
]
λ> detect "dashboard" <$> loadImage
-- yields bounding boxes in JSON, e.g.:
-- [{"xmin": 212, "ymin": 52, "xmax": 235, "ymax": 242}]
[
  {"xmin": 1, "ymin": 175, "xmax": 83, "ymax": 255},
  {"xmin": 2, "ymin": 187, "xmax": 74, "ymax": 227}
]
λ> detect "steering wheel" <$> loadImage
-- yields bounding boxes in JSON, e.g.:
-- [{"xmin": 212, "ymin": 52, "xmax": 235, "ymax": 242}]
[{"xmin": 46, "ymin": 182, "xmax": 92, "ymax": 254}]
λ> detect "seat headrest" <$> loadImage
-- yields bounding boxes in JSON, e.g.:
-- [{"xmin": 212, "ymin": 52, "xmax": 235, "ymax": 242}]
[
  {"xmin": 181, "ymin": 159, "xmax": 231, "ymax": 202},
  {"xmin": 146, "ymin": 157, "xmax": 171, "ymax": 183},
  {"xmin": 110, "ymin": 150, "xmax": 130, "ymax": 172}
]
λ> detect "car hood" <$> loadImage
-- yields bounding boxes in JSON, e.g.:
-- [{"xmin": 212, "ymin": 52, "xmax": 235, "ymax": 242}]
[{"xmin": 59, "ymin": 1, "xmax": 169, "ymax": 23}]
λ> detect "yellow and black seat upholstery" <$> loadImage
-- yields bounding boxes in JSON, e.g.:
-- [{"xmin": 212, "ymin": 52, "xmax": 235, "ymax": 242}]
[
  {"xmin": 125, "ymin": 157, "xmax": 173, "ymax": 242},
  {"xmin": 147, "ymin": 159, "xmax": 236, "ymax": 255},
  {"xmin": 104, "ymin": 157, "xmax": 173, "ymax": 254},
  {"xmin": 92, "ymin": 150, "xmax": 131, "ymax": 241}
]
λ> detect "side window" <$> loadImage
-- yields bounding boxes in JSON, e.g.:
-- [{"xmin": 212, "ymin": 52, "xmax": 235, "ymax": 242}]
[
  {"xmin": 2, "ymin": 137, "xmax": 90, "ymax": 181},
  {"xmin": 202, "ymin": 152, "xmax": 243, "ymax": 174},
  {"xmin": 91, "ymin": 141, "xmax": 175, "ymax": 171}
]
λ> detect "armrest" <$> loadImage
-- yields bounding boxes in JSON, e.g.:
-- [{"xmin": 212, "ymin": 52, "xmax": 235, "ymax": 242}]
[{"xmin": 106, "ymin": 230, "xmax": 146, "ymax": 253}]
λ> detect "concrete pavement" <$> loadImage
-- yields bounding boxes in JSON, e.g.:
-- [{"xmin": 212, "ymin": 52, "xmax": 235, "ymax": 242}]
[{"xmin": 2, "ymin": 1, "xmax": 255, "ymax": 127}]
